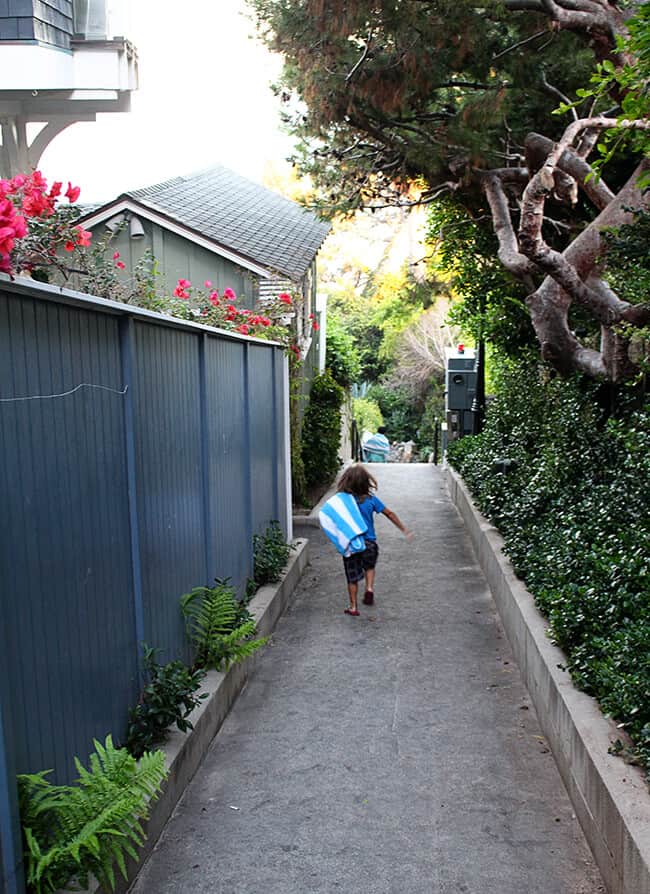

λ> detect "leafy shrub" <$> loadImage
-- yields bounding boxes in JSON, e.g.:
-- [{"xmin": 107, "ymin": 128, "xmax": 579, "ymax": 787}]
[
  {"xmin": 301, "ymin": 370, "xmax": 345, "ymax": 489},
  {"xmin": 448, "ymin": 360, "xmax": 650, "ymax": 778},
  {"xmin": 253, "ymin": 520, "xmax": 293, "ymax": 587},
  {"xmin": 180, "ymin": 579, "xmax": 268, "ymax": 671},
  {"xmin": 18, "ymin": 736, "xmax": 166, "ymax": 894},
  {"xmin": 366, "ymin": 383, "xmax": 422, "ymax": 442},
  {"xmin": 352, "ymin": 397, "xmax": 383, "ymax": 435},
  {"xmin": 325, "ymin": 315, "xmax": 361, "ymax": 387},
  {"xmin": 125, "ymin": 646, "xmax": 207, "ymax": 759}
]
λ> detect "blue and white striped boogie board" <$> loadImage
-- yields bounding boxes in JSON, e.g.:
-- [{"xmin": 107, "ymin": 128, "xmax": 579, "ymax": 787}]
[{"xmin": 318, "ymin": 492, "xmax": 368, "ymax": 556}]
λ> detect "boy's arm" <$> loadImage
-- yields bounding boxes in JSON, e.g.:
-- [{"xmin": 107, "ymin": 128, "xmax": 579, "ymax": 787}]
[{"xmin": 381, "ymin": 507, "xmax": 414, "ymax": 539}]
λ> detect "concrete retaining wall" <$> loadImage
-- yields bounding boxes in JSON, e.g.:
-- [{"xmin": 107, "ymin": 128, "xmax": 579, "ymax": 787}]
[
  {"xmin": 76, "ymin": 538, "xmax": 309, "ymax": 894},
  {"xmin": 446, "ymin": 467, "xmax": 650, "ymax": 894}
]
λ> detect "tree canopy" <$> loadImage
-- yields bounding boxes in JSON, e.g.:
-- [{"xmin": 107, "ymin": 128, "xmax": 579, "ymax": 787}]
[{"xmin": 249, "ymin": 0, "xmax": 650, "ymax": 381}]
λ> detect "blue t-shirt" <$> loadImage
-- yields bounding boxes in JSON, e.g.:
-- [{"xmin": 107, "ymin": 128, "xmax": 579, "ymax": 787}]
[{"xmin": 356, "ymin": 494, "xmax": 385, "ymax": 541}]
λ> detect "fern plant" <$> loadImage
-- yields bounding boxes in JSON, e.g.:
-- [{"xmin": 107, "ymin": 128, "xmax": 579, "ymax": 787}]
[
  {"xmin": 18, "ymin": 736, "xmax": 166, "ymax": 894},
  {"xmin": 180, "ymin": 578, "xmax": 268, "ymax": 671}
]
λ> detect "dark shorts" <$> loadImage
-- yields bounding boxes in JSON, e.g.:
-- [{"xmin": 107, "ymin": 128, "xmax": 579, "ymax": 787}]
[{"xmin": 343, "ymin": 539, "xmax": 379, "ymax": 583}]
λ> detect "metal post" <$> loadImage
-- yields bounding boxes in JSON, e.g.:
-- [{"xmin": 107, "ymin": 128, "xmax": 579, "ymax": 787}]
[
  {"xmin": 0, "ymin": 692, "xmax": 22, "ymax": 893},
  {"xmin": 119, "ymin": 317, "xmax": 145, "ymax": 681},
  {"xmin": 472, "ymin": 338, "xmax": 486, "ymax": 435},
  {"xmin": 198, "ymin": 333, "xmax": 215, "ymax": 583}
]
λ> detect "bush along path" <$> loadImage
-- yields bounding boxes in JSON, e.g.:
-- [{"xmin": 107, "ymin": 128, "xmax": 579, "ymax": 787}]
[{"xmin": 448, "ymin": 362, "xmax": 650, "ymax": 782}]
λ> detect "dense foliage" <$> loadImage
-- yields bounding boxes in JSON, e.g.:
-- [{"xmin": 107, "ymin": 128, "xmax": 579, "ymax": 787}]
[
  {"xmin": 180, "ymin": 579, "xmax": 268, "ymax": 671},
  {"xmin": 18, "ymin": 737, "xmax": 166, "ymax": 893},
  {"xmin": 253, "ymin": 520, "xmax": 294, "ymax": 587},
  {"xmin": 125, "ymin": 647, "xmax": 207, "ymax": 759},
  {"xmin": 427, "ymin": 200, "xmax": 534, "ymax": 357},
  {"xmin": 352, "ymin": 396, "xmax": 383, "ymax": 435},
  {"xmin": 448, "ymin": 363, "xmax": 650, "ymax": 777},
  {"xmin": 301, "ymin": 369, "xmax": 345, "ymax": 489},
  {"xmin": 325, "ymin": 313, "xmax": 361, "ymax": 387},
  {"xmin": 249, "ymin": 0, "xmax": 650, "ymax": 380}
]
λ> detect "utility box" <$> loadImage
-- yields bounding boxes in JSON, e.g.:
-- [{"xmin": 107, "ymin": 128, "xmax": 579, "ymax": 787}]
[{"xmin": 445, "ymin": 345, "xmax": 477, "ymax": 441}]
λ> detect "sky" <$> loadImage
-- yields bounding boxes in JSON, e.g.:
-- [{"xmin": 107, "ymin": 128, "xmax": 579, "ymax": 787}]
[{"xmin": 39, "ymin": 0, "xmax": 295, "ymax": 204}]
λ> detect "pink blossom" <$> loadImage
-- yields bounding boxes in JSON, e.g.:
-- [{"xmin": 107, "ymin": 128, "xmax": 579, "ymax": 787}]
[
  {"xmin": 13, "ymin": 216, "xmax": 27, "ymax": 239},
  {"xmin": 223, "ymin": 287, "xmax": 236, "ymax": 300},
  {"xmin": 204, "ymin": 280, "xmax": 212, "ymax": 288},
  {"xmin": 209, "ymin": 291, "xmax": 220, "ymax": 307},
  {"xmin": 64, "ymin": 241, "xmax": 75, "ymax": 252},
  {"xmin": 312, "ymin": 321, "xmax": 320, "ymax": 331},
  {"xmin": 236, "ymin": 324, "xmax": 249, "ymax": 335},
  {"xmin": 10, "ymin": 175, "xmax": 26, "ymax": 191},
  {"xmin": 49, "ymin": 181, "xmax": 63, "ymax": 199},
  {"xmin": 116, "ymin": 260, "xmax": 126, "ymax": 270},
  {"xmin": 113, "ymin": 251, "xmax": 120, "ymax": 260},
  {"xmin": 74, "ymin": 226, "xmax": 92, "ymax": 247},
  {"xmin": 279, "ymin": 292, "xmax": 292, "ymax": 305},
  {"xmin": 178, "ymin": 278, "xmax": 191, "ymax": 289},
  {"xmin": 65, "ymin": 183, "xmax": 81, "ymax": 203}
]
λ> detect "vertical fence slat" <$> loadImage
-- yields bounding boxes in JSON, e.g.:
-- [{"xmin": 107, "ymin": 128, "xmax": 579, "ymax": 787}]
[
  {"xmin": 120, "ymin": 317, "xmax": 145, "ymax": 681},
  {"xmin": 199, "ymin": 333, "xmax": 214, "ymax": 584}
]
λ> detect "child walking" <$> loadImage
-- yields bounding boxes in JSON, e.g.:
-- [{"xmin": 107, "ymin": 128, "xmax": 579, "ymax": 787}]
[{"xmin": 337, "ymin": 464, "xmax": 412, "ymax": 616}]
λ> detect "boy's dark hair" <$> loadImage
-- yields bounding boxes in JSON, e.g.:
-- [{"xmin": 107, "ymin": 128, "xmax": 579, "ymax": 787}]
[
  {"xmin": 377, "ymin": 426, "xmax": 386, "ymax": 434},
  {"xmin": 337, "ymin": 464, "xmax": 378, "ymax": 498}
]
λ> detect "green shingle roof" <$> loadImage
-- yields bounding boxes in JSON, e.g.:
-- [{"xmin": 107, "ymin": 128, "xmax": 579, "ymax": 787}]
[{"xmin": 124, "ymin": 166, "xmax": 330, "ymax": 281}]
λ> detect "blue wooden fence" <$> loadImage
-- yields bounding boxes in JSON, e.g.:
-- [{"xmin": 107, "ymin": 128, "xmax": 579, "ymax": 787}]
[{"xmin": 0, "ymin": 277, "xmax": 290, "ymax": 893}]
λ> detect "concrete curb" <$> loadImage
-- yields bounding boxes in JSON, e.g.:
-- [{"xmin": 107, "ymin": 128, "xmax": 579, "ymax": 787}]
[
  {"xmin": 78, "ymin": 539, "xmax": 309, "ymax": 894},
  {"xmin": 445, "ymin": 467, "xmax": 650, "ymax": 894}
]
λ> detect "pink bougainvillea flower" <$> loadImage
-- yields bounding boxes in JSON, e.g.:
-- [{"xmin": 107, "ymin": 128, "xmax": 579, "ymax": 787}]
[
  {"xmin": 279, "ymin": 292, "xmax": 292, "ymax": 305},
  {"xmin": 113, "ymin": 251, "xmax": 121, "ymax": 259},
  {"xmin": 74, "ymin": 226, "xmax": 92, "ymax": 247},
  {"xmin": 65, "ymin": 183, "xmax": 81, "ymax": 203},
  {"xmin": 49, "ymin": 181, "xmax": 63, "ymax": 199},
  {"xmin": 261, "ymin": 317, "xmax": 271, "ymax": 327},
  {"xmin": 10, "ymin": 174, "xmax": 26, "ymax": 191},
  {"xmin": 116, "ymin": 260, "xmax": 126, "ymax": 270},
  {"xmin": 64, "ymin": 241, "xmax": 75, "ymax": 252},
  {"xmin": 312, "ymin": 321, "xmax": 320, "ymax": 331},
  {"xmin": 177, "ymin": 278, "xmax": 191, "ymax": 289},
  {"xmin": 236, "ymin": 324, "xmax": 249, "ymax": 335},
  {"xmin": 226, "ymin": 304, "xmax": 236, "ymax": 313},
  {"xmin": 31, "ymin": 171, "xmax": 48, "ymax": 189},
  {"xmin": 209, "ymin": 291, "xmax": 220, "ymax": 307},
  {"xmin": 204, "ymin": 279, "xmax": 212, "ymax": 288},
  {"xmin": 174, "ymin": 286, "xmax": 190, "ymax": 299},
  {"xmin": 223, "ymin": 287, "xmax": 236, "ymax": 300},
  {"xmin": 12, "ymin": 215, "xmax": 27, "ymax": 239},
  {"xmin": 308, "ymin": 313, "xmax": 314, "ymax": 320}
]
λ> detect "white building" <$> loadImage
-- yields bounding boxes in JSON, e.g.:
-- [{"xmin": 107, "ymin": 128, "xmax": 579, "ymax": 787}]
[{"xmin": 0, "ymin": 0, "xmax": 137, "ymax": 177}]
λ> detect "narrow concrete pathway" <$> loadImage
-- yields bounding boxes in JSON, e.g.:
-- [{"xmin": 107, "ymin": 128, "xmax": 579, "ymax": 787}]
[{"xmin": 131, "ymin": 466, "xmax": 604, "ymax": 894}]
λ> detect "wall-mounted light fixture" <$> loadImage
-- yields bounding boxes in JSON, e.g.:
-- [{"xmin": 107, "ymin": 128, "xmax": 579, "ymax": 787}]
[
  {"xmin": 105, "ymin": 213, "xmax": 125, "ymax": 233},
  {"xmin": 128, "ymin": 214, "xmax": 145, "ymax": 240}
]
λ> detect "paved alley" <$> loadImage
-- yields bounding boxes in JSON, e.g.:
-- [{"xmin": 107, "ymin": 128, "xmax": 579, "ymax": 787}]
[{"xmin": 130, "ymin": 465, "xmax": 604, "ymax": 894}]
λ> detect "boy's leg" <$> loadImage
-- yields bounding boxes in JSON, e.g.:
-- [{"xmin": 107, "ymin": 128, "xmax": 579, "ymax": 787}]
[
  {"xmin": 362, "ymin": 540, "xmax": 379, "ymax": 604},
  {"xmin": 363, "ymin": 567, "xmax": 376, "ymax": 604},
  {"xmin": 342, "ymin": 554, "xmax": 362, "ymax": 614}
]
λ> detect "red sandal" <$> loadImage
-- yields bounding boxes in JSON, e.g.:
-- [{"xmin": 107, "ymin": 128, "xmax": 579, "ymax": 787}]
[
  {"xmin": 344, "ymin": 608, "xmax": 360, "ymax": 616},
  {"xmin": 362, "ymin": 591, "xmax": 374, "ymax": 606}
]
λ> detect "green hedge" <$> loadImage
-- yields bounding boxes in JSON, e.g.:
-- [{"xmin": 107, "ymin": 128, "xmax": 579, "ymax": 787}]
[
  {"xmin": 448, "ymin": 361, "xmax": 650, "ymax": 779},
  {"xmin": 301, "ymin": 370, "xmax": 344, "ymax": 490}
]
